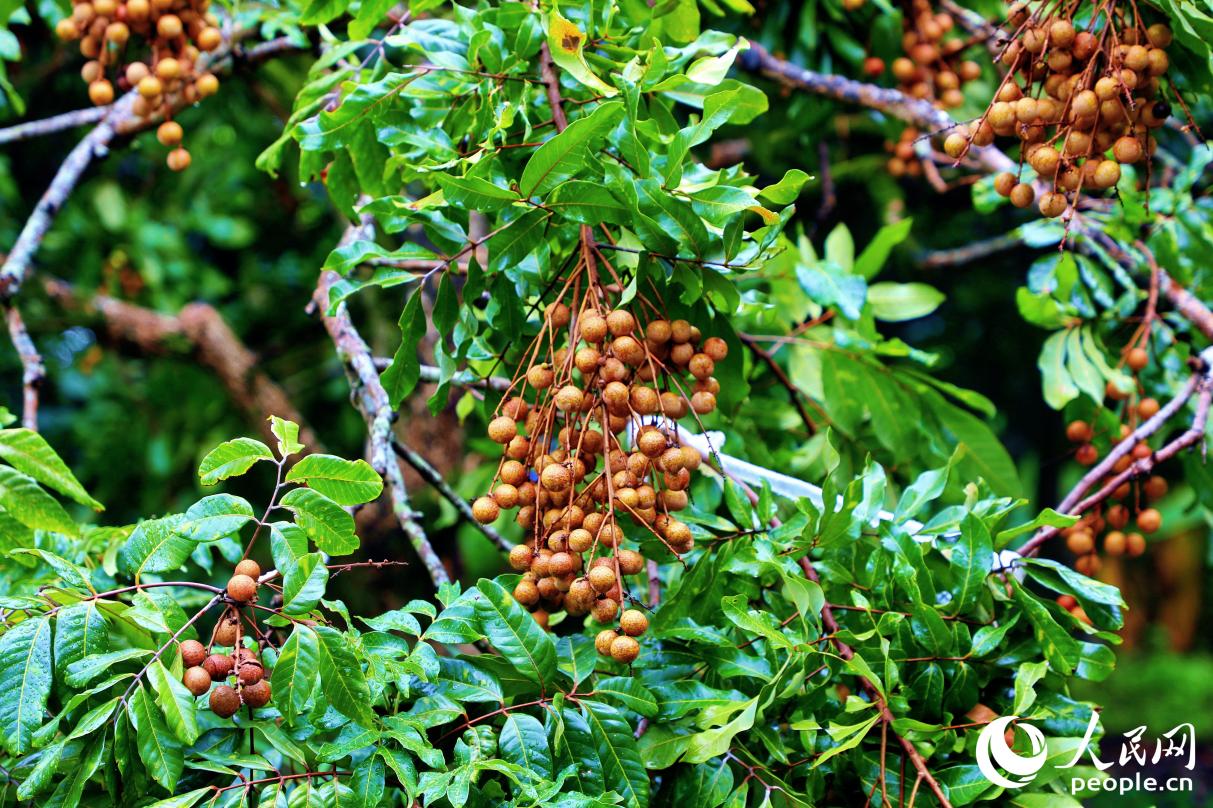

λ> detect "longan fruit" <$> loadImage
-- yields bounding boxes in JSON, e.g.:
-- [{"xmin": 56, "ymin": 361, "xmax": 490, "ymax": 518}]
[
  {"xmin": 488, "ymin": 415, "xmax": 519, "ymax": 444},
  {"xmin": 545, "ymin": 301, "xmax": 571, "ymax": 327},
  {"xmin": 630, "ymin": 386, "xmax": 659, "ymax": 414},
  {"xmin": 56, "ymin": 18, "xmax": 80, "ymax": 39},
  {"xmin": 1126, "ymin": 347, "xmax": 1149, "ymax": 371},
  {"xmin": 156, "ymin": 13, "xmax": 182, "ymax": 37},
  {"xmin": 688, "ymin": 353, "xmax": 715, "ymax": 380},
  {"xmin": 233, "ymin": 559, "xmax": 261, "ymax": 580},
  {"xmin": 1065, "ymin": 530, "xmax": 1095, "ymax": 555},
  {"xmin": 592, "ymin": 597, "xmax": 620, "ymax": 623},
  {"xmin": 472, "ymin": 496, "xmax": 500, "ymax": 524},
  {"xmin": 237, "ymin": 660, "xmax": 265, "ymax": 686},
  {"xmin": 588, "ymin": 565, "xmax": 616, "ymax": 593},
  {"xmin": 180, "ymin": 639, "xmax": 207, "ymax": 667},
  {"xmin": 943, "ymin": 133, "xmax": 968, "ymax": 159},
  {"xmin": 493, "ymin": 483, "xmax": 519, "ymax": 510},
  {"xmin": 195, "ymin": 73, "xmax": 219, "ymax": 97},
  {"xmin": 1137, "ymin": 397, "xmax": 1160, "ymax": 419},
  {"xmin": 513, "ymin": 579, "xmax": 540, "ymax": 607},
  {"xmin": 1009, "ymin": 183, "xmax": 1035, "ymax": 208},
  {"xmin": 226, "ymin": 574, "xmax": 257, "ymax": 603},
  {"xmin": 183, "ymin": 666, "xmax": 212, "ymax": 696},
  {"xmin": 540, "ymin": 464, "xmax": 571, "ymax": 492},
  {"xmin": 1074, "ymin": 553, "xmax": 1101, "ymax": 576},
  {"xmin": 508, "ymin": 544, "xmax": 532, "ymax": 571},
  {"xmin": 610, "ymin": 635, "xmax": 640, "ymax": 664},
  {"xmin": 214, "ymin": 613, "xmax": 240, "ymax": 646},
  {"xmin": 548, "ymin": 551, "xmax": 576, "ymax": 576},
  {"xmin": 1056, "ymin": 594, "xmax": 1078, "ymax": 610},
  {"xmin": 87, "ymin": 79, "xmax": 114, "ymax": 105},
  {"xmin": 1103, "ymin": 530, "xmax": 1127, "ymax": 556},
  {"xmin": 566, "ymin": 528, "xmax": 591, "ymax": 552},
  {"xmin": 210, "ymin": 685, "xmax": 241, "ymax": 717},
  {"xmin": 1038, "ymin": 192, "xmax": 1068, "ymax": 219},
  {"xmin": 197, "ymin": 25, "xmax": 222, "ymax": 50},
  {"xmin": 1065, "ymin": 420, "xmax": 1093, "ymax": 443},
  {"xmin": 606, "ymin": 310, "xmax": 635, "ymax": 336},
  {"xmin": 1147, "ymin": 23, "xmax": 1173, "ymax": 48},
  {"xmin": 617, "ymin": 549, "xmax": 644, "ymax": 576},
  {"xmin": 1136, "ymin": 508, "xmax": 1161, "ymax": 533},
  {"xmin": 1144, "ymin": 475, "xmax": 1168, "ymax": 501},
  {"xmin": 241, "ymin": 679, "xmax": 272, "ymax": 708},
  {"xmin": 166, "ymin": 147, "xmax": 192, "ymax": 172},
  {"xmin": 1105, "ymin": 504, "xmax": 1129, "ymax": 530},
  {"xmin": 1126, "ymin": 532, "xmax": 1147, "ymax": 557},
  {"xmin": 203, "ymin": 653, "xmax": 234, "ymax": 678},
  {"xmin": 620, "ymin": 609, "xmax": 648, "ymax": 636},
  {"xmin": 526, "ymin": 364, "xmax": 554, "ymax": 389},
  {"xmin": 554, "ymin": 385, "xmax": 584, "ymax": 412},
  {"xmin": 691, "ymin": 391, "xmax": 716, "ymax": 414},
  {"xmin": 1075, "ymin": 443, "xmax": 1098, "ymax": 465},
  {"xmin": 595, "ymin": 629, "xmax": 618, "ymax": 656}
]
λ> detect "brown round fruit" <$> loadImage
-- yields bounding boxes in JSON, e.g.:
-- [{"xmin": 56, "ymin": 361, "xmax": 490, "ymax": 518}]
[
  {"xmin": 180, "ymin": 639, "xmax": 207, "ymax": 667},
  {"xmin": 1136, "ymin": 508, "xmax": 1161, "ymax": 533},
  {"xmin": 620, "ymin": 609, "xmax": 649, "ymax": 637},
  {"xmin": 210, "ymin": 685, "xmax": 241, "ymax": 717},
  {"xmin": 234, "ymin": 559, "xmax": 261, "ymax": 579},
  {"xmin": 241, "ymin": 679, "xmax": 272, "ymax": 708},
  {"xmin": 226, "ymin": 574, "xmax": 258, "ymax": 603},
  {"xmin": 610, "ymin": 635, "xmax": 640, "ymax": 664},
  {"xmin": 595, "ymin": 629, "xmax": 618, "ymax": 656},
  {"xmin": 214, "ymin": 614, "xmax": 240, "ymax": 646},
  {"xmin": 1064, "ymin": 420, "xmax": 1093, "ymax": 443},
  {"xmin": 237, "ymin": 660, "xmax": 265, "ymax": 686},
  {"xmin": 183, "ymin": 666, "xmax": 212, "ymax": 696},
  {"xmin": 203, "ymin": 654, "xmax": 234, "ymax": 678},
  {"xmin": 1126, "ymin": 532, "xmax": 1147, "ymax": 557},
  {"xmin": 166, "ymin": 148, "xmax": 192, "ymax": 172},
  {"xmin": 472, "ymin": 496, "xmax": 500, "ymax": 524}
]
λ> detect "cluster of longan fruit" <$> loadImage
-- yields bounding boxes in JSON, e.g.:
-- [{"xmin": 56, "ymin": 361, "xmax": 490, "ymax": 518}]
[
  {"xmin": 884, "ymin": 127, "xmax": 930, "ymax": 179},
  {"xmin": 946, "ymin": 4, "xmax": 1175, "ymax": 218},
  {"xmin": 55, "ymin": 0, "xmax": 223, "ymax": 170},
  {"xmin": 885, "ymin": 0, "xmax": 982, "ymax": 110},
  {"xmin": 1061, "ymin": 346, "xmax": 1168, "ymax": 575},
  {"xmin": 178, "ymin": 560, "xmax": 272, "ymax": 718},
  {"xmin": 471, "ymin": 302, "xmax": 728, "ymax": 663}
]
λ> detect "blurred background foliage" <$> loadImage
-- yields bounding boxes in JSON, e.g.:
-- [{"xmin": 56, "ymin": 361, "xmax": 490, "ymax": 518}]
[{"xmin": 3, "ymin": 0, "xmax": 1213, "ymax": 779}]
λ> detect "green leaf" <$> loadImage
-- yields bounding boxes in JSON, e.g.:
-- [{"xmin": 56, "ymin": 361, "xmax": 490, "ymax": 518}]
[
  {"xmin": 175, "ymin": 494, "xmax": 255, "ymax": 542},
  {"xmin": 853, "ymin": 218, "xmax": 913, "ymax": 279},
  {"xmin": 53, "ymin": 600, "xmax": 109, "ymax": 676},
  {"xmin": 341, "ymin": 755, "xmax": 386, "ymax": 808},
  {"xmin": 271, "ymin": 626, "xmax": 319, "ymax": 723},
  {"xmin": 519, "ymin": 101, "xmax": 624, "ymax": 197},
  {"xmin": 867, "ymin": 282, "xmax": 944, "ymax": 321},
  {"xmin": 12, "ymin": 548, "xmax": 92, "ymax": 592},
  {"xmin": 313, "ymin": 626, "xmax": 375, "ymax": 728},
  {"xmin": 0, "ymin": 428, "xmax": 102, "ymax": 509},
  {"xmin": 282, "ymin": 553, "xmax": 330, "ymax": 615},
  {"xmin": 1038, "ymin": 330, "xmax": 1079, "ymax": 410},
  {"xmin": 499, "ymin": 712, "xmax": 552, "ymax": 778},
  {"xmin": 119, "ymin": 514, "xmax": 195, "ymax": 578},
  {"xmin": 148, "ymin": 659, "xmax": 200, "ymax": 744},
  {"xmin": 65, "ymin": 649, "xmax": 151, "ymax": 687},
  {"xmin": 285, "ymin": 454, "xmax": 383, "ymax": 506},
  {"xmin": 434, "ymin": 174, "xmax": 519, "ymax": 211},
  {"xmin": 65, "ymin": 695, "xmax": 120, "ymax": 740},
  {"xmin": 593, "ymin": 676, "xmax": 659, "ymax": 718},
  {"xmin": 814, "ymin": 710, "xmax": 882, "ymax": 768},
  {"xmin": 380, "ymin": 289, "xmax": 427, "ymax": 409},
  {"xmin": 474, "ymin": 578, "xmax": 557, "ymax": 687},
  {"xmin": 796, "ymin": 259, "xmax": 866, "ymax": 321},
  {"xmin": 0, "ymin": 616, "xmax": 52, "ymax": 755},
  {"xmin": 758, "ymin": 168, "xmax": 810, "ymax": 205},
  {"xmin": 279, "ymin": 488, "xmax": 358, "ymax": 555},
  {"xmin": 198, "ymin": 438, "xmax": 275, "ymax": 485},
  {"xmin": 581, "ymin": 701, "xmax": 649, "ymax": 807},
  {"xmin": 1010, "ymin": 578, "xmax": 1080, "ymax": 675},
  {"xmin": 0, "ymin": 466, "xmax": 77, "ymax": 536},
  {"xmin": 549, "ymin": 181, "xmax": 631, "ymax": 225},
  {"xmin": 949, "ymin": 513, "xmax": 993, "ymax": 615},
  {"xmin": 270, "ymin": 416, "xmax": 305, "ymax": 458},
  {"xmin": 128, "ymin": 685, "xmax": 184, "ymax": 792}
]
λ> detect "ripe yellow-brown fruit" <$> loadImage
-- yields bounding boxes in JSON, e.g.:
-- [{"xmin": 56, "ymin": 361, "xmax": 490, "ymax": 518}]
[
  {"xmin": 1126, "ymin": 532, "xmax": 1147, "ymax": 557},
  {"xmin": 610, "ymin": 635, "xmax": 640, "ymax": 663},
  {"xmin": 540, "ymin": 463, "xmax": 571, "ymax": 492},
  {"xmin": 1126, "ymin": 346, "xmax": 1149, "ymax": 371},
  {"xmin": 1106, "ymin": 504, "xmax": 1129, "ymax": 530},
  {"xmin": 195, "ymin": 73, "xmax": 220, "ymax": 97},
  {"xmin": 554, "ymin": 385, "xmax": 583, "ymax": 412},
  {"xmin": 56, "ymin": 17, "xmax": 79, "ymax": 39},
  {"xmin": 155, "ymin": 57, "xmax": 182, "ymax": 80},
  {"xmin": 588, "ymin": 565, "xmax": 616, "ymax": 593},
  {"xmin": 183, "ymin": 666, "xmax": 212, "ymax": 696},
  {"xmin": 1138, "ymin": 397, "xmax": 1160, "ymax": 419},
  {"xmin": 943, "ymin": 133, "xmax": 968, "ymax": 159},
  {"xmin": 88, "ymin": 79, "xmax": 114, "ymax": 106},
  {"xmin": 203, "ymin": 653, "xmax": 234, "ymax": 678},
  {"xmin": 1136, "ymin": 508, "xmax": 1161, "ymax": 533},
  {"xmin": 241, "ymin": 679, "xmax": 272, "ymax": 708},
  {"xmin": 214, "ymin": 613, "xmax": 240, "ymax": 646},
  {"xmin": 508, "ymin": 544, "xmax": 532, "ymax": 571},
  {"xmin": 154, "ymin": 121, "xmax": 184, "ymax": 148},
  {"xmin": 157, "ymin": 13, "xmax": 182, "ymax": 37},
  {"xmin": 691, "ymin": 391, "xmax": 716, "ymax": 414},
  {"xmin": 1065, "ymin": 530, "xmax": 1095, "ymax": 555},
  {"xmin": 592, "ymin": 597, "xmax": 619, "ymax": 623},
  {"xmin": 595, "ymin": 629, "xmax": 618, "ymax": 655},
  {"xmin": 487, "ymin": 415, "xmax": 517, "ymax": 444},
  {"xmin": 620, "ymin": 609, "xmax": 648, "ymax": 636},
  {"xmin": 1064, "ymin": 420, "xmax": 1092, "ymax": 443},
  {"xmin": 1103, "ymin": 530, "xmax": 1126, "ymax": 556},
  {"xmin": 1075, "ymin": 443, "xmax": 1098, "ymax": 466},
  {"xmin": 234, "ymin": 559, "xmax": 261, "ymax": 579},
  {"xmin": 237, "ymin": 660, "xmax": 265, "ymax": 686},
  {"xmin": 513, "ymin": 579, "xmax": 540, "ymax": 607},
  {"xmin": 606, "ymin": 309, "xmax": 635, "ymax": 336},
  {"xmin": 226, "ymin": 574, "xmax": 258, "ymax": 603},
  {"xmin": 1039, "ymin": 192, "xmax": 1068, "ymax": 218},
  {"xmin": 545, "ymin": 301, "xmax": 571, "ymax": 327},
  {"xmin": 526, "ymin": 364, "xmax": 554, "ymax": 390},
  {"xmin": 197, "ymin": 26, "xmax": 222, "ymax": 51},
  {"xmin": 210, "ymin": 685, "xmax": 241, "ymax": 717},
  {"xmin": 1144, "ymin": 475, "xmax": 1168, "ymax": 501},
  {"xmin": 1009, "ymin": 183, "xmax": 1034, "ymax": 209},
  {"xmin": 1074, "ymin": 553, "xmax": 1101, "ymax": 576},
  {"xmin": 180, "ymin": 639, "xmax": 207, "ymax": 667},
  {"xmin": 472, "ymin": 496, "xmax": 500, "ymax": 524},
  {"xmin": 617, "ymin": 549, "xmax": 644, "ymax": 575}
]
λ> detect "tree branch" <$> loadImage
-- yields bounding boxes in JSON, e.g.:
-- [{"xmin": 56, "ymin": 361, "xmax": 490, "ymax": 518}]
[
  {"xmin": 44, "ymin": 278, "xmax": 320, "ymax": 449},
  {"xmin": 0, "ymin": 106, "xmax": 109, "ymax": 146},
  {"xmin": 4, "ymin": 303, "xmax": 44, "ymax": 430},
  {"xmin": 315, "ymin": 215, "xmax": 450, "ymax": 588}
]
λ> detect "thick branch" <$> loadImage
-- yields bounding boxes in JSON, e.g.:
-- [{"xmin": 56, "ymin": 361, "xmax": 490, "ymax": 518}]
[
  {"xmin": 4, "ymin": 303, "xmax": 45, "ymax": 430},
  {"xmin": 45, "ymin": 279, "xmax": 319, "ymax": 449},
  {"xmin": 738, "ymin": 43, "xmax": 1014, "ymax": 176},
  {"xmin": 0, "ymin": 106, "xmax": 109, "ymax": 146},
  {"xmin": 315, "ymin": 217, "xmax": 450, "ymax": 588}
]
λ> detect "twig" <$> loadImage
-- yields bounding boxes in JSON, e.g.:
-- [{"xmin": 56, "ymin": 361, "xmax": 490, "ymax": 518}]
[
  {"xmin": 916, "ymin": 233, "xmax": 1023, "ymax": 269},
  {"xmin": 390, "ymin": 438, "xmax": 510, "ymax": 551},
  {"xmin": 314, "ymin": 215, "xmax": 450, "ymax": 588},
  {"xmin": 4, "ymin": 303, "xmax": 44, "ymax": 430},
  {"xmin": 741, "ymin": 334, "xmax": 817, "ymax": 435},
  {"xmin": 0, "ymin": 105, "xmax": 109, "ymax": 145}
]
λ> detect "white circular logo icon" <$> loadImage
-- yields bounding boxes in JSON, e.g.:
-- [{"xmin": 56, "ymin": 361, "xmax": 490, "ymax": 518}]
[{"xmin": 976, "ymin": 716, "xmax": 1048, "ymax": 789}]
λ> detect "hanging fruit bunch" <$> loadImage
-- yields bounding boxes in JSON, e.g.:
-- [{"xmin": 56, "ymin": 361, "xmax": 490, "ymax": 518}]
[
  {"xmin": 54, "ymin": 0, "xmax": 223, "ymax": 170},
  {"xmin": 472, "ymin": 252, "xmax": 727, "ymax": 666},
  {"xmin": 884, "ymin": 126, "xmax": 928, "ymax": 178},
  {"xmin": 178, "ymin": 559, "xmax": 274, "ymax": 716},
  {"xmin": 944, "ymin": 1, "xmax": 1187, "ymax": 219},
  {"xmin": 1060, "ymin": 345, "xmax": 1167, "ymax": 576},
  {"xmin": 892, "ymin": 0, "xmax": 983, "ymax": 110}
]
